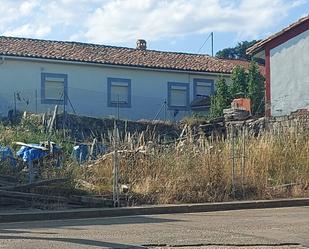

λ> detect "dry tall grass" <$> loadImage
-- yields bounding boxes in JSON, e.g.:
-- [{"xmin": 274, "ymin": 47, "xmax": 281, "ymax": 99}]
[{"xmin": 81, "ymin": 125, "xmax": 309, "ymax": 204}]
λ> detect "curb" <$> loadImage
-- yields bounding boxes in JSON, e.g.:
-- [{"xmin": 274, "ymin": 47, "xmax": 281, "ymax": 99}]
[{"xmin": 1, "ymin": 198, "xmax": 308, "ymax": 223}]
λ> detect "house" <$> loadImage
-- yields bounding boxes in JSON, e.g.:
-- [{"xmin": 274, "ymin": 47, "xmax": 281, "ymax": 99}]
[
  {"xmin": 247, "ymin": 15, "xmax": 309, "ymax": 117},
  {"xmin": 0, "ymin": 36, "xmax": 254, "ymax": 120}
]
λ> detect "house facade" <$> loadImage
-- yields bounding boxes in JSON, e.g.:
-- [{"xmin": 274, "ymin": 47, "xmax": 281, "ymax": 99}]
[
  {"xmin": 247, "ymin": 15, "xmax": 309, "ymax": 117},
  {"xmin": 0, "ymin": 37, "xmax": 252, "ymax": 120}
]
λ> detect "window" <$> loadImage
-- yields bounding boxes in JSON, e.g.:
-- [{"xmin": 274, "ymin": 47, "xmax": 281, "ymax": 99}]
[
  {"xmin": 107, "ymin": 78, "xmax": 131, "ymax": 108},
  {"xmin": 167, "ymin": 82, "xmax": 189, "ymax": 109},
  {"xmin": 193, "ymin": 79, "xmax": 214, "ymax": 99},
  {"xmin": 41, "ymin": 73, "xmax": 68, "ymax": 104}
]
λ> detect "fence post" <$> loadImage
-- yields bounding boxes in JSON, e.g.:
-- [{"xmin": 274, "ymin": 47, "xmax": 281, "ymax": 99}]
[
  {"xmin": 113, "ymin": 122, "xmax": 120, "ymax": 207},
  {"xmin": 14, "ymin": 92, "xmax": 17, "ymax": 116},
  {"xmin": 241, "ymin": 126, "xmax": 246, "ymax": 198},
  {"xmin": 231, "ymin": 125, "xmax": 236, "ymax": 199}
]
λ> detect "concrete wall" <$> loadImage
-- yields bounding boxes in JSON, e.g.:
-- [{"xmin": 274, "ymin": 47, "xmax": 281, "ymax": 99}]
[
  {"xmin": 0, "ymin": 58, "xmax": 230, "ymax": 120},
  {"xmin": 270, "ymin": 29, "xmax": 309, "ymax": 116}
]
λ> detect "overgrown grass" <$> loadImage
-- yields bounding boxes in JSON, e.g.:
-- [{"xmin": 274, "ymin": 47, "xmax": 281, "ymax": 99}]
[
  {"xmin": 81, "ymin": 126, "xmax": 309, "ymax": 204},
  {"xmin": 1, "ymin": 114, "xmax": 308, "ymax": 204},
  {"xmin": 0, "ymin": 115, "xmax": 74, "ymax": 155}
]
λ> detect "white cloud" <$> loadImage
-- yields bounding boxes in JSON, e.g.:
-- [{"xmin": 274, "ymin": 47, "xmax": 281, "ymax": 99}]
[
  {"xmin": 0, "ymin": 0, "xmax": 305, "ymax": 45},
  {"xmin": 19, "ymin": 0, "xmax": 38, "ymax": 16},
  {"xmin": 3, "ymin": 24, "xmax": 51, "ymax": 38},
  {"xmin": 84, "ymin": 0, "xmax": 305, "ymax": 43}
]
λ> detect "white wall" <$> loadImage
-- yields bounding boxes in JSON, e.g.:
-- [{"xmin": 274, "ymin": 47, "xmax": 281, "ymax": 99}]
[
  {"xmin": 0, "ymin": 58, "xmax": 230, "ymax": 120},
  {"xmin": 270, "ymin": 29, "xmax": 309, "ymax": 116}
]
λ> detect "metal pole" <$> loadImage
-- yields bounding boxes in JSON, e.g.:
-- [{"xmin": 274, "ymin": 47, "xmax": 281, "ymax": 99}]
[
  {"xmin": 14, "ymin": 92, "xmax": 17, "ymax": 116},
  {"xmin": 241, "ymin": 126, "xmax": 246, "ymax": 198},
  {"xmin": 35, "ymin": 89, "xmax": 38, "ymax": 114},
  {"xmin": 117, "ymin": 95, "xmax": 120, "ymax": 120},
  {"xmin": 164, "ymin": 100, "xmax": 167, "ymax": 121},
  {"xmin": 63, "ymin": 90, "xmax": 66, "ymax": 139},
  {"xmin": 231, "ymin": 125, "xmax": 236, "ymax": 199},
  {"xmin": 63, "ymin": 90, "xmax": 66, "ymax": 128},
  {"xmin": 113, "ymin": 122, "xmax": 120, "ymax": 207}
]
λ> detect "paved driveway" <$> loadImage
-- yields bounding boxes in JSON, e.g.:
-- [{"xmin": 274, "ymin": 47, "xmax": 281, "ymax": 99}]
[{"xmin": 0, "ymin": 207, "xmax": 308, "ymax": 249}]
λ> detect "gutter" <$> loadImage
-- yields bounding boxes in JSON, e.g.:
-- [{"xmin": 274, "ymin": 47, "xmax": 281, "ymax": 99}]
[{"xmin": 0, "ymin": 55, "xmax": 232, "ymax": 78}]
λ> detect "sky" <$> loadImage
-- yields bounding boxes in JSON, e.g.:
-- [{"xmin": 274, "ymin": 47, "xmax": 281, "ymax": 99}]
[{"xmin": 0, "ymin": 0, "xmax": 308, "ymax": 55}]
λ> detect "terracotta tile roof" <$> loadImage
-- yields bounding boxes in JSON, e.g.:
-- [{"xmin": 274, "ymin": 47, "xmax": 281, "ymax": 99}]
[
  {"xmin": 0, "ymin": 36, "xmax": 257, "ymax": 74},
  {"xmin": 247, "ymin": 15, "xmax": 309, "ymax": 54}
]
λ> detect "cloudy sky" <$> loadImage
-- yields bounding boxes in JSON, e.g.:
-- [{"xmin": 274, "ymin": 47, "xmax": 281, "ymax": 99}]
[{"xmin": 0, "ymin": 0, "xmax": 308, "ymax": 54}]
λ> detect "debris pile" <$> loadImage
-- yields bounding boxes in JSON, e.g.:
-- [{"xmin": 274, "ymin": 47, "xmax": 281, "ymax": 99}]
[
  {"xmin": 0, "ymin": 175, "xmax": 115, "ymax": 210},
  {"xmin": 0, "ymin": 141, "xmax": 116, "ymax": 211}
]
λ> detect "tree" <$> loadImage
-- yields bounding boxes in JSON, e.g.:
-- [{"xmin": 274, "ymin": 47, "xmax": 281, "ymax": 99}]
[
  {"xmin": 210, "ymin": 77, "xmax": 231, "ymax": 118},
  {"xmin": 216, "ymin": 41, "xmax": 257, "ymax": 60},
  {"xmin": 209, "ymin": 62, "xmax": 265, "ymax": 118},
  {"xmin": 229, "ymin": 65, "xmax": 247, "ymax": 98},
  {"xmin": 247, "ymin": 61, "xmax": 265, "ymax": 116}
]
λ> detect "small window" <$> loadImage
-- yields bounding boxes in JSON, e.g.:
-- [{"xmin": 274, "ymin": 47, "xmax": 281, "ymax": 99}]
[
  {"xmin": 193, "ymin": 79, "xmax": 214, "ymax": 99},
  {"xmin": 167, "ymin": 82, "xmax": 189, "ymax": 109},
  {"xmin": 41, "ymin": 73, "xmax": 68, "ymax": 104},
  {"xmin": 107, "ymin": 78, "xmax": 131, "ymax": 108}
]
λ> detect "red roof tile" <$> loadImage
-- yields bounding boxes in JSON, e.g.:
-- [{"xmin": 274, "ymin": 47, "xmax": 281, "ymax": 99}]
[{"xmin": 0, "ymin": 36, "xmax": 258, "ymax": 74}]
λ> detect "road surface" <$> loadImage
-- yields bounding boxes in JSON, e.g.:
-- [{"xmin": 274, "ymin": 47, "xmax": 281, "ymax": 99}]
[{"xmin": 0, "ymin": 207, "xmax": 308, "ymax": 249}]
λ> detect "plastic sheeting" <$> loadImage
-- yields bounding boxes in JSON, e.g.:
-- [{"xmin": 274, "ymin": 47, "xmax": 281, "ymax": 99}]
[
  {"xmin": 0, "ymin": 146, "xmax": 16, "ymax": 167},
  {"xmin": 16, "ymin": 145, "xmax": 48, "ymax": 163}
]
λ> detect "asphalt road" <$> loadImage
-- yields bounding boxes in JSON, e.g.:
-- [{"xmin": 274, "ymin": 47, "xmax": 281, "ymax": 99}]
[{"xmin": 0, "ymin": 207, "xmax": 308, "ymax": 249}]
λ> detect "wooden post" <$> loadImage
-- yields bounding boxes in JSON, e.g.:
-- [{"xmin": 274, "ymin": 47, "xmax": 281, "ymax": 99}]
[{"xmin": 49, "ymin": 105, "xmax": 58, "ymax": 133}]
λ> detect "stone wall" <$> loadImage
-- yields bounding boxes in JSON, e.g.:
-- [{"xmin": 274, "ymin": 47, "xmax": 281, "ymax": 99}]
[{"xmin": 56, "ymin": 113, "xmax": 182, "ymax": 141}]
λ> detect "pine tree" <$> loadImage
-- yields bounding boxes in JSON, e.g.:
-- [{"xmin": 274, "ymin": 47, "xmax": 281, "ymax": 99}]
[
  {"xmin": 210, "ymin": 77, "xmax": 230, "ymax": 118},
  {"xmin": 209, "ymin": 64, "xmax": 265, "ymax": 118},
  {"xmin": 229, "ymin": 65, "xmax": 247, "ymax": 98},
  {"xmin": 247, "ymin": 61, "xmax": 265, "ymax": 116}
]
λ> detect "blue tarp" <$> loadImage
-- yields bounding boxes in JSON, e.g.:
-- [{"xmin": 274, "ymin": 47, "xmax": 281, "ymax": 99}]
[
  {"xmin": 16, "ymin": 145, "xmax": 48, "ymax": 163},
  {"xmin": 0, "ymin": 146, "xmax": 16, "ymax": 167}
]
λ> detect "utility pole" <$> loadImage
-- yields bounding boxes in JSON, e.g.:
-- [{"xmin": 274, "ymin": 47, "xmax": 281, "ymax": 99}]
[{"xmin": 211, "ymin": 32, "xmax": 214, "ymax": 57}]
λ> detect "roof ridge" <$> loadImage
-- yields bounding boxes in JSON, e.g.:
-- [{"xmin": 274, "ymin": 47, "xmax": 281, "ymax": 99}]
[
  {"xmin": 0, "ymin": 35, "xmax": 258, "ymax": 74},
  {"xmin": 0, "ymin": 35, "xmax": 217, "ymax": 58}
]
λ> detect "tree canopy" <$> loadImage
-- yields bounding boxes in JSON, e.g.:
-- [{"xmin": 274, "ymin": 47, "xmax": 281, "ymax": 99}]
[
  {"xmin": 216, "ymin": 40, "xmax": 258, "ymax": 61},
  {"xmin": 210, "ymin": 61, "xmax": 265, "ymax": 118}
]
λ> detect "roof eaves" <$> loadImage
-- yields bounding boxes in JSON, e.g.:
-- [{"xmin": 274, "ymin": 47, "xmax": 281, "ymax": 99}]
[
  {"xmin": 0, "ymin": 53, "xmax": 234, "ymax": 75},
  {"xmin": 247, "ymin": 15, "xmax": 309, "ymax": 55}
]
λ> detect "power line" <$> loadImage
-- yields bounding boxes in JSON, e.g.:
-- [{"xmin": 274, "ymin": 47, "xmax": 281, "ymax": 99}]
[{"xmin": 197, "ymin": 32, "xmax": 213, "ymax": 55}]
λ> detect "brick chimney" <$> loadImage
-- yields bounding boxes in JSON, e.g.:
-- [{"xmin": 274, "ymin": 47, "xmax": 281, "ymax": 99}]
[{"xmin": 136, "ymin": 39, "xmax": 147, "ymax": 50}]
